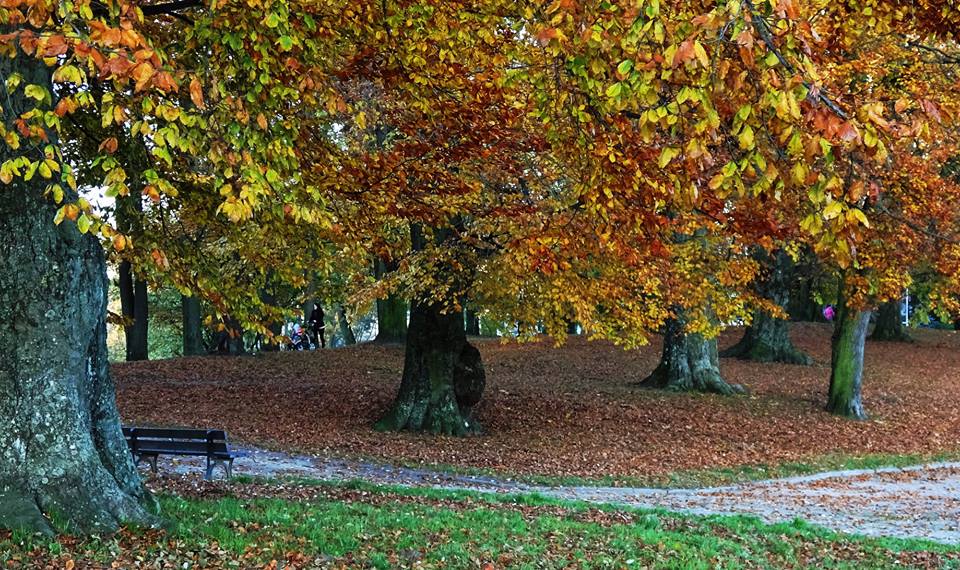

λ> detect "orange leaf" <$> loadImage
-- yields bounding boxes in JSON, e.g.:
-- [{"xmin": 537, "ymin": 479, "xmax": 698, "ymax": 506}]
[{"xmin": 190, "ymin": 77, "xmax": 205, "ymax": 109}]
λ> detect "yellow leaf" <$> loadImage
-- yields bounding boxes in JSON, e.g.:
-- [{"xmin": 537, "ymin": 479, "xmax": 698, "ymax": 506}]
[
  {"xmin": 693, "ymin": 40, "xmax": 709, "ymax": 68},
  {"xmin": 658, "ymin": 147, "xmax": 680, "ymax": 168},
  {"xmin": 738, "ymin": 126, "xmax": 755, "ymax": 150},
  {"xmin": 823, "ymin": 201, "xmax": 843, "ymax": 220}
]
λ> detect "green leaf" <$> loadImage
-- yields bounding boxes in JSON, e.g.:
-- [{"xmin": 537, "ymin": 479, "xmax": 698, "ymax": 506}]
[
  {"xmin": 616, "ymin": 59, "xmax": 633, "ymax": 75},
  {"xmin": 278, "ymin": 36, "xmax": 294, "ymax": 51},
  {"xmin": 658, "ymin": 147, "xmax": 680, "ymax": 168},
  {"xmin": 24, "ymin": 84, "xmax": 47, "ymax": 102},
  {"xmin": 77, "ymin": 213, "xmax": 92, "ymax": 234},
  {"xmin": 23, "ymin": 161, "xmax": 38, "ymax": 181},
  {"xmin": 265, "ymin": 13, "xmax": 281, "ymax": 28},
  {"xmin": 5, "ymin": 73, "xmax": 22, "ymax": 92}
]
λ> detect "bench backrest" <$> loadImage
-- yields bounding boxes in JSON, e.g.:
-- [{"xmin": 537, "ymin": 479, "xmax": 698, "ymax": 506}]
[{"xmin": 123, "ymin": 427, "xmax": 232, "ymax": 457}]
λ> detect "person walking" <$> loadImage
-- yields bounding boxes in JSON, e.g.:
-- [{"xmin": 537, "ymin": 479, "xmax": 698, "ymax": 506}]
[{"xmin": 308, "ymin": 305, "xmax": 326, "ymax": 349}]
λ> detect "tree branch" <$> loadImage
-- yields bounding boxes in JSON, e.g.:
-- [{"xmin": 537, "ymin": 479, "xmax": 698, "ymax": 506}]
[{"xmin": 742, "ymin": 0, "xmax": 849, "ymax": 120}]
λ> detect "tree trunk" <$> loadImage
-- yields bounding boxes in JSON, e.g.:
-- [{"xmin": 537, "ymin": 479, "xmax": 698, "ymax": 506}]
[
  {"xmin": 722, "ymin": 249, "xmax": 812, "ymax": 364},
  {"xmin": 374, "ymin": 259, "xmax": 408, "ymax": 343},
  {"xmin": 181, "ymin": 295, "xmax": 204, "ymax": 356},
  {"xmin": 639, "ymin": 314, "xmax": 744, "ymax": 395},
  {"xmin": 337, "ymin": 305, "xmax": 357, "ymax": 345},
  {"xmin": 375, "ymin": 300, "xmax": 485, "ymax": 435},
  {"xmin": 0, "ymin": 52, "xmax": 154, "ymax": 535},
  {"xmin": 118, "ymin": 260, "xmax": 149, "ymax": 361},
  {"xmin": 827, "ymin": 302, "xmax": 870, "ymax": 419},
  {"xmin": 787, "ymin": 276, "xmax": 826, "ymax": 322},
  {"xmin": 870, "ymin": 300, "xmax": 910, "ymax": 342},
  {"xmin": 258, "ymin": 288, "xmax": 282, "ymax": 351},
  {"xmin": 464, "ymin": 305, "xmax": 481, "ymax": 336}
]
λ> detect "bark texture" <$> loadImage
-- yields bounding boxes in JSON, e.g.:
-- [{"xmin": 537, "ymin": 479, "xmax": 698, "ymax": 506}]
[
  {"xmin": 870, "ymin": 300, "xmax": 910, "ymax": 342},
  {"xmin": 464, "ymin": 305, "xmax": 481, "ymax": 336},
  {"xmin": 181, "ymin": 295, "xmax": 204, "ymax": 356},
  {"xmin": 375, "ymin": 300, "xmax": 485, "ymax": 435},
  {"xmin": 374, "ymin": 259, "xmax": 408, "ymax": 343},
  {"xmin": 336, "ymin": 305, "xmax": 357, "ymax": 345},
  {"xmin": 639, "ymin": 315, "xmax": 744, "ymax": 395},
  {"xmin": 827, "ymin": 303, "xmax": 871, "ymax": 420},
  {"xmin": 117, "ymin": 260, "xmax": 149, "ymax": 361},
  {"xmin": 115, "ymin": 182, "xmax": 149, "ymax": 362},
  {"xmin": 721, "ymin": 250, "xmax": 812, "ymax": 365},
  {"xmin": 0, "ymin": 47, "xmax": 154, "ymax": 535}
]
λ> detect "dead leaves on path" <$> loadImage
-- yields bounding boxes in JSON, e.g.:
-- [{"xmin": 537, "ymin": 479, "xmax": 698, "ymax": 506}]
[{"xmin": 114, "ymin": 323, "xmax": 960, "ymax": 480}]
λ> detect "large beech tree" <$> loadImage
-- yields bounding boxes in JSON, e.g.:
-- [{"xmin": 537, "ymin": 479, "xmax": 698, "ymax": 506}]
[
  {"xmin": 722, "ymin": 248, "xmax": 812, "ymax": 365},
  {"xmin": 3, "ymin": 0, "xmax": 960, "ymax": 535},
  {"xmin": 0, "ymin": 49, "xmax": 157, "ymax": 535},
  {"xmin": 0, "ymin": 0, "xmax": 351, "ymax": 533}
]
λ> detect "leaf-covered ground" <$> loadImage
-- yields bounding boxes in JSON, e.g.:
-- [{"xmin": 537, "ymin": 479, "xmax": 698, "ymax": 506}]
[
  {"xmin": 3, "ymin": 476, "xmax": 957, "ymax": 569},
  {"xmin": 114, "ymin": 323, "xmax": 960, "ymax": 482}
]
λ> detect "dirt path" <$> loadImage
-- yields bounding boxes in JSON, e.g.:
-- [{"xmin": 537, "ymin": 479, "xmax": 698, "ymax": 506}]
[{"xmin": 157, "ymin": 446, "xmax": 960, "ymax": 544}]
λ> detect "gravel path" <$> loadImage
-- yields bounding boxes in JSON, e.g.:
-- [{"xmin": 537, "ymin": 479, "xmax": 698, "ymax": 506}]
[{"xmin": 156, "ymin": 446, "xmax": 960, "ymax": 544}]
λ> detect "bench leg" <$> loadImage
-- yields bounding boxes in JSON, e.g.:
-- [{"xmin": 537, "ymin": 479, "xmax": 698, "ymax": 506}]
[
  {"xmin": 204, "ymin": 458, "xmax": 233, "ymax": 481},
  {"xmin": 135, "ymin": 453, "xmax": 158, "ymax": 474}
]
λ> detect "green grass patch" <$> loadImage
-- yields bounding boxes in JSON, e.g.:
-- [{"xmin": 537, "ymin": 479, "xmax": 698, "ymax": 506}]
[{"xmin": 1, "ymin": 479, "xmax": 957, "ymax": 569}]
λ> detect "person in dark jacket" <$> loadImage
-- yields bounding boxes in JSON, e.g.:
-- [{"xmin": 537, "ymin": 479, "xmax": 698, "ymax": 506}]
[{"xmin": 308, "ymin": 305, "xmax": 326, "ymax": 349}]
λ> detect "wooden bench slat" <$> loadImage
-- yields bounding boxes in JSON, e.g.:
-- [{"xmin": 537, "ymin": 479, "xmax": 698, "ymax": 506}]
[
  {"xmin": 129, "ymin": 440, "xmax": 230, "ymax": 453},
  {"xmin": 125, "ymin": 427, "xmax": 227, "ymax": 441}
]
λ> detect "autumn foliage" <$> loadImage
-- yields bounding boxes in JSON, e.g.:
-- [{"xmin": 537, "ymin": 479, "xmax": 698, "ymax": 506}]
[{"xmin": 2, "ymin": 0, "xmax": 960, "ymax": 408}]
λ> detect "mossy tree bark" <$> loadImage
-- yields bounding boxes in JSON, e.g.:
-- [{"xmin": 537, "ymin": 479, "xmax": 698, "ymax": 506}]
[
  {"xmin": 374, "ymin": 259, "xmax": 408, "ymax": 343},
  {"xmin": 827, "ymin": 300, "xmax": 871, "ymax": 420},
  {"xmin": 181, "ymin": 295, "xmax": 204, "ymax": 356},
  {"xmin": 639, "ymin": 312, "xmax": 744, "ymax": 395},
  {"xmin": 0, "ymin": 52, "xmax": 155, "ymax": 535},
  {"xmin": 721, "ymin": 249, "xmax": 812, "ymax": 365},
  {"xmin": 375, "ymin": 300, "xmax": 485, "ymax": 435},
  {"xmin": 870, "ymin": 300, "xmax": 910, "ymax": 342}
]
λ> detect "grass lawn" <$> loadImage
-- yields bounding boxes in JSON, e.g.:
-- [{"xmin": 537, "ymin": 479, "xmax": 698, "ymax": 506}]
[{"xmin": 2, "ymin": 478, "xmax": 957, "ymax": 569}]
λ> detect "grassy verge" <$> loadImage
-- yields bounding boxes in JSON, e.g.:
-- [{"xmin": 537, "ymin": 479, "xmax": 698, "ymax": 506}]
[{"xmin": 1, "ymin": 478, "xmax": 957, "ymax": 569}]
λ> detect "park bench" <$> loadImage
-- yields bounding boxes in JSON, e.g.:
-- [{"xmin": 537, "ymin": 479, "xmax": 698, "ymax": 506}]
[{"xmin": 122, "ymin": 426, "xmax": 238, "ymax": 480}]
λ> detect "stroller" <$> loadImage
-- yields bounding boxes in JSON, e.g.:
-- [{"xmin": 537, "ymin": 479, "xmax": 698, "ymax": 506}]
[{"xmin": 288, "ymin": 325, "xmax": 312, "ymax": 351}]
